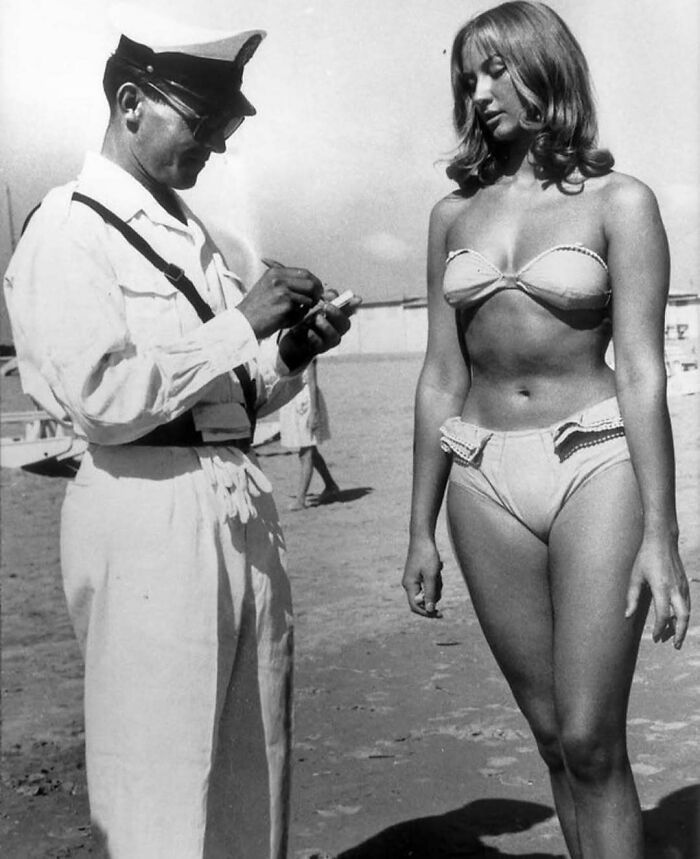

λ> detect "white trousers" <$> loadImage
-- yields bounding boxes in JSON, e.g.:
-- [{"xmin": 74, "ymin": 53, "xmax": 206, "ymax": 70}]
[{"xmin": 61, "ymin": 444, "xmax": 294, "ymax": 859}]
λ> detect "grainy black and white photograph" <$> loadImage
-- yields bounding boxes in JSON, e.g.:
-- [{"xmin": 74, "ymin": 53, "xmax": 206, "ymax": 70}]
[{"xmin": 1, "ymin": 1, "xmax": 698, "ymax": 857}]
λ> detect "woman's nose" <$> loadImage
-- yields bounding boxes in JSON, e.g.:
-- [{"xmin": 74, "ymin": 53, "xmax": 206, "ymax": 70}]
[{"xmin": 473, "ymin": 75, "xmax": 492, "ymax": 106}]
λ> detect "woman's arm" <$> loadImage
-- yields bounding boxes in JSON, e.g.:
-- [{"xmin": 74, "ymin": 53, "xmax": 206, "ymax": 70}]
[
  {"xmin": 402, "ymin": 197, "xmax": 470, "ymax": 618},
  {"xmin": 605, "ymin": 174, "xmax": 691, "ymax": 648}
]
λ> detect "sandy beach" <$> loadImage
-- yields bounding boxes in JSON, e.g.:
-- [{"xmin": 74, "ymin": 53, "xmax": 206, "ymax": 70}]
[{"xmin": 1, "ymin": 354, "xmax": 699, "ymax": 858}]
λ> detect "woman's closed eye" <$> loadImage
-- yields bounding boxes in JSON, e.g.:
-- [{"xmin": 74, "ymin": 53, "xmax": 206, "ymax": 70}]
[{"xmin": 459, "ymin": 64, "xmax": 507, "ymax": 95}]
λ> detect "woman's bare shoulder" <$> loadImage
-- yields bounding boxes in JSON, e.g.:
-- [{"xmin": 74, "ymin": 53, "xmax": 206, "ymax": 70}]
[
  {"xmin": 587, "ymin": 171, "xmax": 659, "ymax": 212},
  {"xmin": 430, "ymin": 188, "xmax": 479, "ymax": 231}
]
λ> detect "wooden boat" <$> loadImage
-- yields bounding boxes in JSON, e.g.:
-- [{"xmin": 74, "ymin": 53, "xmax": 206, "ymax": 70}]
[{"xmin": 1, "ymin": 410, "xmax": 88, "ymax": 477}]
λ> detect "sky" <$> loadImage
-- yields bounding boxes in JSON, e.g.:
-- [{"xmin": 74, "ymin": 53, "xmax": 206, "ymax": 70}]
[{"xmin": 1, "ymin": 0, "xmax": 698, "ymax": 344}]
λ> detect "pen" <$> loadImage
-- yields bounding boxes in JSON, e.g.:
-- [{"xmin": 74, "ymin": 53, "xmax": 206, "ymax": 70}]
[{"xmin": 261, "ymin": 257, "xmax": 286, "ymax": 269}]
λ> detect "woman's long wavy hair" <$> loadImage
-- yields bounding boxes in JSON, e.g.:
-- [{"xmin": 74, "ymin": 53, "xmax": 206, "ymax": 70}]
[{"xmin": 446, "ymin": 1, "xmax": 614, "ymax": 188}]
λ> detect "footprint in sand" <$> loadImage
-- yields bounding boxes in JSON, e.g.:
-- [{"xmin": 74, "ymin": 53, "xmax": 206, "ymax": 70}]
[
  {"xmin": 427, "ymin": 707, "xmax": 480, "ymax": 722},
  {"xmin": 316, "ymin": 804, "xmax": 361, "ymax": 818},
  {"xmin": 499, "ymin": 773, "xmax": 536, "ymax": 787},
  {"xmin": 648, "ymin": 721, "xmax": 690, "ymax": 731},
  {"xmin": 345, "ymin": 742, "xmax": 397, "ymax": 760},
  {"xmin": 631, "ymin": 762, "xmax": 665, "ymax": 776},
  {"xmin": 478, "ymin": 755, "xmax": 518, "ymax": 777},
  {"xmin": 364, "ymin": 691, "xmax": 390, "ymax": 703},
  {"xmin": 432, "ymin": 723, "xmax": 529, "ymax": 743},
  {"xmin": 486, "ymin": 756, "xmax": 519, "ymax": 768},
  {"xmin": 479, "ymin": 756, "xmax": 533, "ymax": 785}
]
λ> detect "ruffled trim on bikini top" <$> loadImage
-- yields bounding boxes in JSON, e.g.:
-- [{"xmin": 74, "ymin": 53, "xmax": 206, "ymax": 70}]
[{"xmin": 442, "ymin": 243, "xmax": 610, "ymax": 311}]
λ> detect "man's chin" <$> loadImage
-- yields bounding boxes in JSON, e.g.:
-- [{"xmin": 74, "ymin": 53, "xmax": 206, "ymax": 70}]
[
  {"xmin": 172, "ymin": 158, "xmax": 207, "ymax": 189},
  {"xmin": 171, "ymin": 176, "xmax": 199, "ymax": 190}
]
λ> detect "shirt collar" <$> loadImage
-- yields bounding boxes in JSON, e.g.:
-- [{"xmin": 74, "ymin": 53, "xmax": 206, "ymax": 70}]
[{"xmin": 76, "ymin": 152, "xmax": 191, "ymax": 230}]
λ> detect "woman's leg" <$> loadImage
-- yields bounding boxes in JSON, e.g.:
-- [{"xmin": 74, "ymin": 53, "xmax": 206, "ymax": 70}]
[
  {"xmin": 549, "ymin": 460, "xmax": 649, "ymax": 859},
  {"xmin": 311, "ymin": 447, "xmax": 339, "ymax": 493},
  {"xmin": 446, "ymin": 482, "xmax": 583, "ymax": 857},
  {"xmin": 291, "ymin": 447, "xmax": 314, "ymax": 510}
]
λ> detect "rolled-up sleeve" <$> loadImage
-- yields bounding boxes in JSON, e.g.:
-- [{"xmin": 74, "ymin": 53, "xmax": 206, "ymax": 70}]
[{"xmin": 254, "ymin": 335, "xmax": 306, "ymax": 418}]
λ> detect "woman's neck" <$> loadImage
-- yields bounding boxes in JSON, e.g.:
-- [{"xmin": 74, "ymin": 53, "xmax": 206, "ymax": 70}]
[{"xmin": 494, "ymin": 136, "xmax": 537, "ymax": 184}]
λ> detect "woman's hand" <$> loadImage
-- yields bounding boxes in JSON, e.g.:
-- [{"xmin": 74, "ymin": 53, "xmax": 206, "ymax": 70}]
[
  {"xmin": 402, "ymin": 536, "xmax": 444, "ymax": 618},
  {"xmin": 625, "ymin": 536, "xmax": 691, "ymax": 649}
]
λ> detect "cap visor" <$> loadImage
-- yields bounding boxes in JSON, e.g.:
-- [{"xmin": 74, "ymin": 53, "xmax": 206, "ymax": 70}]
[{"xmin": 232, "ymin": 90, "xmax": 257, "ymax": 116}]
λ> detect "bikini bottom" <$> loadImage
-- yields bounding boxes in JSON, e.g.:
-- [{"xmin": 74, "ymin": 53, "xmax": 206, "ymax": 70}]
[{"xmin": 440, "ymin": 396, "xmax": 630, "ymax": 543}]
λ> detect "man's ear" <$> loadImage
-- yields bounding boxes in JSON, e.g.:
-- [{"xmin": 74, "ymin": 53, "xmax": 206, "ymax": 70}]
[{"xmin": 115, "ymin": 82, "xmax": 145, "ymax": 127}]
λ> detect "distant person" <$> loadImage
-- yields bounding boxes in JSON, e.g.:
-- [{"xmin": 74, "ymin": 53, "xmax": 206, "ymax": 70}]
[
  {"xmin": 4, "ymin": 7, "xmax": 358, "ymax": 858},
  {"xmin": 279, "ymin": 357, "xmax": 340, "ymax": 510},
  {"xmin": 402, "ymin": 3, "xmax": 690, "ymax": 858}
]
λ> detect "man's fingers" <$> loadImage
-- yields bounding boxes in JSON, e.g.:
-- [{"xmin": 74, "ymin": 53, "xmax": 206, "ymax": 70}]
[
  {"xmin": 301, "ymin": 327, "xmax": 329, "ymax": 354},
  {"xmin": 323, "ymin": 304, "xmax": 352, "ymax": 331},
  {"xmin": 299, "ymin": 308, "xmax": 348, "ymax": 354},
  {"xmin": 273, "ymin": 268, "xmax": 324, "ymax": 301}
]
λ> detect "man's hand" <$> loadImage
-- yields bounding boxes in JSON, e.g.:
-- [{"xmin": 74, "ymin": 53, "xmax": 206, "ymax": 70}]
[
  {"xmin": 278, "ymin": 293, "xmax": 361, "ymax": 370},
  {"xmin": 237, "ymin": 266, "xmax": 324, "ymax": 339}
]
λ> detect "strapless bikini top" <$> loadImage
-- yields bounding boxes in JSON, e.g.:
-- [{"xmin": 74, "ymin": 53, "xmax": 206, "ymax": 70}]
[{"xmin": 442, "ymin": 243, "xmax": 610, "ymax": 311}]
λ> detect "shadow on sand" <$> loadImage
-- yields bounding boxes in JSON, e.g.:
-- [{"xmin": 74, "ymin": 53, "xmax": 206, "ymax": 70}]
[
  {"xmin": 309, "ymin": 487, "xmax": 373, "ymax": 506},
  {"xmin": 334, "ymin": 785, "xmax": 700, "ymax": 858},
  {"xmin": 642, "ymin": 784, "xmax": 700, "ymax": 859},
  {"xmin": 335, "ymin": 797, "xmax": 563, "ymax": 858}
]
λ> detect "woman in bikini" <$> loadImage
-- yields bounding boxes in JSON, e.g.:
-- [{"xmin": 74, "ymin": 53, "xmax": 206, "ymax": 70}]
[{"xmin": 402, "ymin": 3, "xmax": 690, "ymax": 857}]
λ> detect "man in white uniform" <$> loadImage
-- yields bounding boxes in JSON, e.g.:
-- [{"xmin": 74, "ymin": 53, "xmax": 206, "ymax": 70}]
[{"xmin": 4, "ymin": 9, "xmax": 356, "ymax": 858}]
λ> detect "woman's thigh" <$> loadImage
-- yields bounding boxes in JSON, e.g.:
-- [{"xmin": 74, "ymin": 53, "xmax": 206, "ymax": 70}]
[
  {"xmin": 446, "ymin": 481, "xmax": 555, "ymax": 728},
  {"xmin": 548, "ymin": 460, "xmax": 649, "ymax": 732}
]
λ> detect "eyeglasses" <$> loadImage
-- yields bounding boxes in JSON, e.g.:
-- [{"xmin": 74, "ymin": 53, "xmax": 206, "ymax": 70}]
[{"xmin": 144, "ymin": 81, "xmax": 245, "ymax": 144}]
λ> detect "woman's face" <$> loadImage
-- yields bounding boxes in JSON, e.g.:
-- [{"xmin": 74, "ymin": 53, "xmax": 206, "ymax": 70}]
[{"xmin": 460, "ymin": 42, "xmax": 526, "ymax": 143}]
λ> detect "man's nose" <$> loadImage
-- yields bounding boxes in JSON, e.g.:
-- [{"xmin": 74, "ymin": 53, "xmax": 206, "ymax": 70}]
[{"xmin": 205, "ymin": 131, "xmax": 227, "ymax": 155}]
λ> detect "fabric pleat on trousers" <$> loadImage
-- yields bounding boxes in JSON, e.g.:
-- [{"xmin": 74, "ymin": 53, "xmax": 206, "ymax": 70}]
[{"xmin": 61, "ymin": 444, "xmax": 294, "ymax": 859}]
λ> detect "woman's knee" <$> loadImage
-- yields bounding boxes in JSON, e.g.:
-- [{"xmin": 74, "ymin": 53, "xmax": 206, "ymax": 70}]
[
  {"xmin": 518, "ymin": 705, "xmax": 565, "ymax": 772},
  {"xmin": 534, "ymin": 731, "xmax": 566, "ymax": 773},
  {"xmin": 559, "ymin": 722, "xmax": 628, "ymax": 783}
]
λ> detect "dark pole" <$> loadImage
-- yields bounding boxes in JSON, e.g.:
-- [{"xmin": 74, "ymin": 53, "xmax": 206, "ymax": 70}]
[{"xmin": 5, "ymin": 184, "xmax": 17, "ymax": 252}]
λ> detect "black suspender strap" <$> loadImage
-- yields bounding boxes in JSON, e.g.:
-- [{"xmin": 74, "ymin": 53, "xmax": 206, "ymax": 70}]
[
  {"xmin": 71, "ymin": 191, "xmax": 257, "ymax": 437},
  {"xmin": 72, "ymin": 191, "xmax": 216, "ymax": 322}
]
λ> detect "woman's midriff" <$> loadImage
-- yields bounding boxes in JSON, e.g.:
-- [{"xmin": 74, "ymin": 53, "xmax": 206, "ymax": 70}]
[
  {"xmin": 458, "ymin": 289, "xmax": 615, "ymax": 430},
  {"xmin": 462, "ymin": 365, "xmax": 616, "ymax": 431}
]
